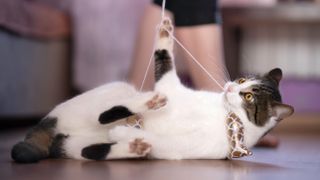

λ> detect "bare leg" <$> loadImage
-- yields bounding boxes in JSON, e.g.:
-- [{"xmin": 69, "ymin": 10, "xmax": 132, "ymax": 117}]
[
  {"xmin": 175, "ymin": 25, "xmax": 227, "ymax": 91},
  {"xmin": 128, "ymin": 4, "xmax": 173, "ymax": 91},
  {"xmin": 256, "ymin": 134, "xmax": 279, "ymax": 148}
]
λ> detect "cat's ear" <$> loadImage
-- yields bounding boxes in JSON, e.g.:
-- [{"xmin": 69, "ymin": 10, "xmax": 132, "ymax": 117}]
[
  {"xmin": 266, "ymin": 68, "xmax": 282, "ymax": 85},
  {"xmin": 272, "ymin": 102, "xmax": 294, "ymax": 120}
]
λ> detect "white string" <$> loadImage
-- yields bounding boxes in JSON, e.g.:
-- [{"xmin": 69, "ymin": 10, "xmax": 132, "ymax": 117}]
[
  {"xmin": 139, "ymin": 47, "xmax": 155, "ymax": 91},
  {"xmin": 139, "ymin": 0, "xmax": 224, "ymax": 91},
  {"xmin": 161, "ymin": 0, "xmax": 166, "ymax": 20}
]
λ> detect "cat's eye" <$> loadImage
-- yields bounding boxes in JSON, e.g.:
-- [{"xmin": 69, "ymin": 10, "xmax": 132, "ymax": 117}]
[
  {"xmin": 244, "ymin": 93, "xmax": 253, "ymax": 101},
  {"xmin": 238, "ymin": 78, "xmax": 246, "ymax": 84}
]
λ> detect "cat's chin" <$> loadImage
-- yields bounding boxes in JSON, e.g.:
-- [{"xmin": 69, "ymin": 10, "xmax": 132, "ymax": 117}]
[{"xmin": 223, "ymin": 91, "xmax": 240, "ymax": 109}]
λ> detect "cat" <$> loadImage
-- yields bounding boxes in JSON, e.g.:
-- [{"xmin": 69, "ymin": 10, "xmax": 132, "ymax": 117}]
[{"xmin": 11, "ymin": 18, "xmax": 294, "ymax": 163}]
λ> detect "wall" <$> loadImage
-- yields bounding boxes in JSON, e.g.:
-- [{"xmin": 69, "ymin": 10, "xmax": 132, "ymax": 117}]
[{"xmin": 0, "ymin": 29, "xmax": 70, "ymax": 117}]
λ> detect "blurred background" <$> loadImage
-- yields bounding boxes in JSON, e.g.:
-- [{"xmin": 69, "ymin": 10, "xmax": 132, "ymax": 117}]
[{"xmin": 0, "ymin": 0, "xmax": 319, "ymax": 132}]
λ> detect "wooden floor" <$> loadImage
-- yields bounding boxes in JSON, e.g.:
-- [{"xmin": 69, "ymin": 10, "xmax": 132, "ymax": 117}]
[{"xmin": 1, "ymin": 126, "xmax": 320, "ymax": 180}]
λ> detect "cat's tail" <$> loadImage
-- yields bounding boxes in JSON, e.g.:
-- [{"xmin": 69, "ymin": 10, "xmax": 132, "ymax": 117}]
[
  {"xmin": 154, "ymin": 18, "xmax": 178, "ymax": 85},
  {"xmin": 11, "ymin": 117, "xmax": 57, "ymax": 163}
]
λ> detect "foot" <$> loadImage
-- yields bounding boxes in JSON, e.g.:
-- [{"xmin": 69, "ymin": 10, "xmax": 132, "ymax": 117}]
[
  {"xmin": 255, "ymin": 134, "xmax": 279, "ymax": 148},
  {"xmin": 129, "ymin": 138, "xmax": 151, "ymax": 156},
  {"xmin": 146, "ymin": 93, "xmax": 167, "ymax": 110}
]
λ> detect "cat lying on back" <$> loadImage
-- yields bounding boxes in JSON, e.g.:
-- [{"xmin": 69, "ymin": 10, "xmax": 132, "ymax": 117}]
[{"xmin": 12, "ymin": 19, "xmax": 294, "ymax": 163}]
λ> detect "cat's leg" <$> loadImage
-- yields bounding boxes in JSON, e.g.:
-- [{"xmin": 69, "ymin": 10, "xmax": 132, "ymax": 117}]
[
  {"xmin": 154, "ymin": 18, "xmax": 181, "ymax": 88},
  {"xmin": 108, "ymin": 126, "xmax": 218, "ymax": 160},
  {"xmin": 81, "ymin": 138, "xmax": 151, "ymax": 160},
  {"xmin": 60, "ymin": 133, "xmax": 150, "ymax": 160},
  {"xmin": 98, "ymin": 92, "xmax": 167, "ymax": 125}
]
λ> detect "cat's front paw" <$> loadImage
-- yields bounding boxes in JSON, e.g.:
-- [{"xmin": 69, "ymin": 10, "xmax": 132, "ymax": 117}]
[
  {"xmin": 129, "ymin": 138, "xmax": 151, "ymax": 156},
  {"xmin": 146, "ymin": 93, "xmax": 168, "ymax": 110},
  {"xmin": 159, "ymin": 18, "xmax": 173, "ymax": 38}
]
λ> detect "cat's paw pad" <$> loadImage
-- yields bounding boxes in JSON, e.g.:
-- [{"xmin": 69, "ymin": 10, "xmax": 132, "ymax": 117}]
[
  {"xmin": 129, "ymin": 138, "xmax": 151, "ymax": 156},
  {"xmin": 159, "ymin": 18, "xmax": 173, "ymax": 38},
  {"xmin": 146, "ymin": 93, "xmax": 167, "ymax": 110}
]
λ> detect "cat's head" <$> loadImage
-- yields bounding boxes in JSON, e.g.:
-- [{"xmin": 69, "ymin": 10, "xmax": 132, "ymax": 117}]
[{"xmin": 224, "ymin": 68, "xmax": 294, "ymax": 128}]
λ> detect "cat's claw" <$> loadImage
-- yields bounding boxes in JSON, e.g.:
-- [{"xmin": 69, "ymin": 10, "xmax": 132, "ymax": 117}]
[
  {"xmin": 129, "ymin": 138, "xmax": 151, "ymax": 156},
  {"xmin": 146, "ymin": 93, "xmax": 168, "ymax": 110}
]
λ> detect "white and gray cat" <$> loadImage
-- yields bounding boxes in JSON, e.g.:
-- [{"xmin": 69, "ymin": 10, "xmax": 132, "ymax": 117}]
[{"xmin": 12, "ymin": 19, "xmax": 294, "ymax": 163}]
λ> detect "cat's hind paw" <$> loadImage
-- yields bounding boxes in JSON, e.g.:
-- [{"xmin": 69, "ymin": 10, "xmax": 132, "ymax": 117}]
[{"xmin": 129, "ymin": 138, "xmax": 151, "ymax": 156}]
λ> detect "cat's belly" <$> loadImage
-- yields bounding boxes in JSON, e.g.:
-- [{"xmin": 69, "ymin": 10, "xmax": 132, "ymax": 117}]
[
  {"xmin": 143, "ymin": 109, "xmax": 230, "ymax": 159},
  {"xmin": 143, "ymin": 94, "xmax": 227, "ymax": 135},
  {"xmin": 141, "ymin": 91, "xmax": 231, "ymax": 159}
]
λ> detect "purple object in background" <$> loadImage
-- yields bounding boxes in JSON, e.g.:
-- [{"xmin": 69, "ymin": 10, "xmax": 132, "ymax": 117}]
[{"xmin": 280, "ymin": 79, "xmax": 320, "ymax": 113}]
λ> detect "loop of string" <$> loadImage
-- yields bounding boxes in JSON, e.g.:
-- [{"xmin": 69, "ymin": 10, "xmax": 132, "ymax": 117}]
[{"xmin": 139, "ymin": 0, "xmax": 224, "ymax": 91}]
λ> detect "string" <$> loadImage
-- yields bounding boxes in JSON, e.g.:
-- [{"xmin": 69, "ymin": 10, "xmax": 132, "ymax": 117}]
[
  {"xmin": 139, "ymin": 46, "xmax": 155, "ymax": 91},
  {"xmin": 139, "ymin": 0, "xmax": 224, "ymax": 91},
  {"xmin": 161, "ymin": 0, "xmax": 166, "ymax": 20}
]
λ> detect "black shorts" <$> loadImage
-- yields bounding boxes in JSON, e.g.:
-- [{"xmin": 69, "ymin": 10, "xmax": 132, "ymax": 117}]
[{"xmin": 153, "ymin": 0, "xmax": 221, "ymax": 27}]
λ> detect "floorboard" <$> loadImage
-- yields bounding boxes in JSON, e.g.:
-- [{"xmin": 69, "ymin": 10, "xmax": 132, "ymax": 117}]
[{"xmin": 1, "ymin": 127, "xmax": 319, "ymax": 180}]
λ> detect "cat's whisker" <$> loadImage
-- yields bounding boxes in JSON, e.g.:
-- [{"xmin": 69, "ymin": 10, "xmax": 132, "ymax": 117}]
[
  {"xmin": 202, "ymin": 57, "xmax": 230, "ymax": 84},
  {"xmin": 207, "ymin": 54, "xmax": 231, "ymax": 82}
]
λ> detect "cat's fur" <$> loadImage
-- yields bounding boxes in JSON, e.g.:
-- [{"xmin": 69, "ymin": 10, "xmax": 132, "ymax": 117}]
[{"xmin": 11, "ymin": 19, "xmax": 294, "ymax": 163}]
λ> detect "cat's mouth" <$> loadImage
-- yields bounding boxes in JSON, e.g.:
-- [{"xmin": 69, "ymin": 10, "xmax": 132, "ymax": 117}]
[{"xmin": 223, "ymin": 83, "xmax": 233, "ymax": 104}]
